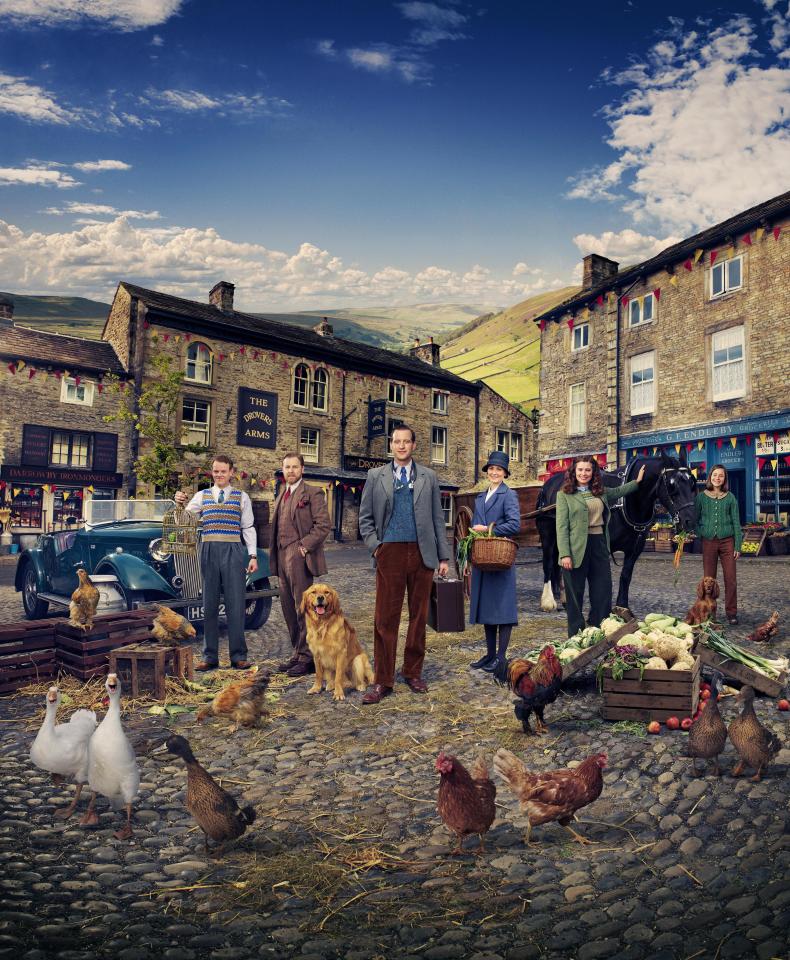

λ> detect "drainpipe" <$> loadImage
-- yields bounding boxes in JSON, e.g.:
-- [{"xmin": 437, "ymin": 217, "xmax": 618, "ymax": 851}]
[
  {"xmin": 334, "ymin": 373, "xmax": 348, "ymax": 542},
  {"xmin": 614, "ymin": 278, "xmax": 640, "ymax": 469},
  {"xmin": 474, "ymin": 389, "xmax": 480, "ymax": 484},
  {"xmin": 128, "ymin": 300, "xmax": 148, "ymax": 497}
]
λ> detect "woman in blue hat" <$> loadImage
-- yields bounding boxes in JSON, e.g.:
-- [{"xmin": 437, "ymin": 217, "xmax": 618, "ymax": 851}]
[{"xmin": 468, "ymin": 450, "xmax": 521, "ymax": 672}]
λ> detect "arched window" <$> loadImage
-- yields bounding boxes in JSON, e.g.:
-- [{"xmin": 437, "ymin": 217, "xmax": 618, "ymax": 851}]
[
  {"xmin": 293, "ymin": 363, "xmax": 309, "ymax": 408},
  {"xmin": 185, "ymin": 342, "xmax": 213, "ymax": 384},
  {"xmin": 312, "ymin": 367, "xmax": 328, "ymax": 411}
]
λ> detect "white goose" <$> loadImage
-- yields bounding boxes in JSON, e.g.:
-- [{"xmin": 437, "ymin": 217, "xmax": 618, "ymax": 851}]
[
  {"xmin": 30, "ymin": 686, "xmax": 97, "ymax": 819},
  {"xmin": 80, "ymin": 673, "xmax": 140, "ymax": 840}
]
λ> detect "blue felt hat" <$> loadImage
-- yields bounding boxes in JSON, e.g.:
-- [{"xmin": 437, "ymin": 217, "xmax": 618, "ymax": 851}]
[{"xmin": 483, "ymin": 450, "xmax": 510, "ymax": 477}]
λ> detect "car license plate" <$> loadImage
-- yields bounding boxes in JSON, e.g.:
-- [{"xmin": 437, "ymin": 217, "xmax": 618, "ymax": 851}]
[{"xmin": 186, "ymin": 603, "xmax": 227, "ymax": 622}]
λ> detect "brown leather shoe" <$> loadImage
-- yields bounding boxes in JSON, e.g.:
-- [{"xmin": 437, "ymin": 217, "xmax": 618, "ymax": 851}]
[
  {"xmin": 195, "ymin": 660, "xmax": 218, "ymax": 672},
  {"xmin": 232, "ymin": 661, "xmax": 253, "ymax": 670},
  {"xmin": 362, "ymin": 684, "xmax": 393, "ymax": 705},
  {"xmin": 286, "ymin": 660, "xmax": 315, "ymax": 677},
  {"xmin": 277, "ymin": 657, "xmax": 298, "ymax": 673},
  {"xmin": 403, "ymin": 676, "xmax": 428, "ymax": 693}
]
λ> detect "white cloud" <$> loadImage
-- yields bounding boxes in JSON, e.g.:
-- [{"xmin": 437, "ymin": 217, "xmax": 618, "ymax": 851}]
[
  {"xmin": 572, "ymin": 228, "xmax": 681, "ymax": 265},
  {"xmin": 42, "ymin": 201, "xmax": 160, "ymax": 219},
  {"xmin": 398, "ymin": 2, "xmax": 467, "ymax": 46},
  {"xmin": 150, "ymin": 33, "xmax": 164, "ymax": 46},
  {"xmin": 141, "ymin": 87, "xmax": 291, "ymax": 117},
  {"xmin": 568, "ymin": 14, "xmax": 790, "ymax": 234},
  {"xmin": 0, "ymin": 0, "xmax": 184, "ymax": 30},
  {"xmin": 0, "ymin": 216, "xmax": 559, "ymax": 309},
  {"xmin": 72, "ymin": 159, "xmax": 132, "ymax": 172},
  {"xmin": 0, "ymin": 71, "xmax": 84, "ymax": 124},
  {"xmin": 0, "ymin": 166, "xmax": 79, "ymax": 188}
]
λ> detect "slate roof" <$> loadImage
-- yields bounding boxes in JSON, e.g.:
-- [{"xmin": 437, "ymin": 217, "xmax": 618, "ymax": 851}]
[
  {"xmin": 117, "ymin": 282, "xmax": 479, "ymax": 394},
  {"xmin": 535, "ymin": 189, "xmax": 790, "ymax": 324},
  {"xmin": 0, "ymin": 324, "xmax": 125, "ymax": 375}
]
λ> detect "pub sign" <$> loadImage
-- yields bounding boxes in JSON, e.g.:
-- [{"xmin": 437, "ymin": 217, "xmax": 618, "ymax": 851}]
[
  {"xmin": 237, "ymin": 388, "xmax": 278, "ymax": 448},
  {"xmin": 368, "ymin": 399, "xmax": 386, "ymax": 439}
]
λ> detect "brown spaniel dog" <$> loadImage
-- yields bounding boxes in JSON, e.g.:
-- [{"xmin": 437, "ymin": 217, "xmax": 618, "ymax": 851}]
[{"xmin": 685, "ymin": 576, "xmax": 720, "ymax": 625}]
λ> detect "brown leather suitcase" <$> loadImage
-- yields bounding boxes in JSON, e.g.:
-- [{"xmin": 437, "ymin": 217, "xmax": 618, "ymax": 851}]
[{"xmin": 427, "ymin": 577, "xmax": 465, "ymax": 633}]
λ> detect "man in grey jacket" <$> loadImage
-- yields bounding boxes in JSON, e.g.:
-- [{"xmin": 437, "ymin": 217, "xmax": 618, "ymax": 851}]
[{"xmin": 358, "ymin": 424, "xmax": 449, "ymax": 704}]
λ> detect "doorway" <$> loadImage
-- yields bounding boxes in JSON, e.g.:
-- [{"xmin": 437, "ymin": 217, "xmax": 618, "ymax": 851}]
[{"xmin": 728, "ymin": 470, "xmax": 746, "ymax": 522}]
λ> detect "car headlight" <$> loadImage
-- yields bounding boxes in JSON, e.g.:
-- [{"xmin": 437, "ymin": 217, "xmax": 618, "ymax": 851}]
[{"xmin": 148, "ymin": 537, "xmax": 169, "ymax": 562}]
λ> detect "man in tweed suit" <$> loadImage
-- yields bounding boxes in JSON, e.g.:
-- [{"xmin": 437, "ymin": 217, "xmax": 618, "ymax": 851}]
[{"xmin": 358, "ymin": 424, "xmax": 449, "ymax": 704}]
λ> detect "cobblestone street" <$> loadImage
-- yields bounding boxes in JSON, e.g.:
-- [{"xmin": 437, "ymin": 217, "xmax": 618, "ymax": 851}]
[{"xmin": 1, "ymin": 547, "xmax": 788, "ymax": 960}]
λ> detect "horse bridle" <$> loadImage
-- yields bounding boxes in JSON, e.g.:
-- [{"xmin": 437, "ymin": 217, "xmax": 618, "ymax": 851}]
[{"xmin": 615, "ymin": 462, "xmax": 696, "ymax": 534}]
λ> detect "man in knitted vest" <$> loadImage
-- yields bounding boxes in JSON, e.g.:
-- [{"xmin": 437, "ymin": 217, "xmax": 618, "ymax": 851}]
[
  {"xmin": 176, "ymin": 455, "xmax": 258, "ymax": 670},
  {"xmin": 358, "ymin": 424, "xmax": 449, "ymax": 704}
]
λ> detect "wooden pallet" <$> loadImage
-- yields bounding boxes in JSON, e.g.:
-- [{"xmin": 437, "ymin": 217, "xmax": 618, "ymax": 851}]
[
  {"xmin": 109, "ymin": 643, "xmax": 193, "ymax": 700},
  {"xmin": 55, "ymin": 610, "xmax": 157, "ymax": 680},
  {"xmin": 692, "ymin": 638, "xmax": 787, "ymax": 698},
  {"xmin": 601, "ymin": 656, "xmax": 700, "ymax": 722},
  {"xmin": 0, "ymin": 622, "xmax": 58, "ymax": 695},
  {"xmin": 561, "ymin": 619, "xmax": 638, "ymax": 681}
]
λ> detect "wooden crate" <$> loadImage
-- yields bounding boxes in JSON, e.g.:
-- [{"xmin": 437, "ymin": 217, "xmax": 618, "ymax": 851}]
[
  {"xmin": 691, "ymin": 639, "xmax": 787, "ymax": 698},
  {"xmin": 109, "ymin": 643, "xmax": 194, "ymax": 700},
  {"xmin": 740, "ymin": 528, "xmax": 767, "ymax": 557},
  {"xmin": 0, "ymin": 621, "xmax": 58, "ymax": 695},
  {"xmin": 55, "ymin": 610, "xmax": 157, "ymax": 680},
  {"xmin": 561, "ymin": 619, "xmax": 638, "ymax": 681},
  {"xmin": 601, "ymin": 656, "xmax": 700, "ymax": 722}
]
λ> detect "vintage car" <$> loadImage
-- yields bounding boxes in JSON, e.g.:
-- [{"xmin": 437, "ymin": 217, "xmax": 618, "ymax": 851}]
[{"xmin": 15, "ymin": 500, "xmax": 277, "ymax": 630}]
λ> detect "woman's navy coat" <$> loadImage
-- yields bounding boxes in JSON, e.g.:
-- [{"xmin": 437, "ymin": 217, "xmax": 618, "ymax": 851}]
[{"xmin": 469, "ymin": 484, "xmax": 520, "ymax": 625}]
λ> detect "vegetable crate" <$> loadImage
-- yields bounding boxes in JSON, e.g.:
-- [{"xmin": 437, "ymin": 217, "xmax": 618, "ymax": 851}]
[
  {"xmin": 561, "ymin": 619, "xmax": 637, "ymax": 681},
  {"xmin": 601, "ymin": 656, "xmax": 700, "ymax": 722},
  {"xmin": 691, "ymin": 639, "xmax": 787, "ymax": 699},
  {"xmin": 0, "ymin": 621, "xmax": 58, "ymax": 695},
  {"xmin": 739, "ymin": 528, "xmax": 767, "ymax": 557},
  {"xmin": 109, "ymin": 642, "xmax": 193, "ymax": 700},
  {"xmin": 55, "ymin": 610, "xmax": 158, "ymax": 680}
]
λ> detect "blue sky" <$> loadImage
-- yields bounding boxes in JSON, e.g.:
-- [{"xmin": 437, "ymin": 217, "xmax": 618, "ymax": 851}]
[{"xmin": 0, "ymin": 0, "xmax": 788, "ymax": 310}]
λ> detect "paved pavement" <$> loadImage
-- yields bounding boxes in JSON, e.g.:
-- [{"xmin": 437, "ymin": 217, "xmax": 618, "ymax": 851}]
[{"xmin": 1, "ymin": 545, "xmax": 788, "ymax": 960}]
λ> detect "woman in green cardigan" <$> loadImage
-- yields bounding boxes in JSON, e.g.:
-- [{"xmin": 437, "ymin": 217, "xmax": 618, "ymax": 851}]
[
  {"xmin": 556, "ymin": 457, "xmax": 645, "ymax": 637},
  {"xmin": 695, "ymin": 464, "xmax": 742, "ymax": 624}
]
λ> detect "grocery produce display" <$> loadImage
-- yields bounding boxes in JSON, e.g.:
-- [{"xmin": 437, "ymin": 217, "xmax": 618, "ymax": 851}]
[
  {"xmin": 519, "ymin": 625, "xmax": 607, "ymax": 665},
  {"xmin": 696, "ymin": 622, "xmax": 789, "ymax": 680}
]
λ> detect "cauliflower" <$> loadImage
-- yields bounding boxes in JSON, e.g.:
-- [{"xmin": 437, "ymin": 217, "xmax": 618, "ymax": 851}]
[
  {"xmin": 645, "ymin": 656, "xmax": 669, "ymax": 671},
  {"xmin": 670, "ymin": 659, "xmax": 693, "ymax": 671},
  {"xmin": 601, "ymin": 616, "xmax": 625, "ymax": 637},
  {"xmin": 653, "ymin": 635, "xmax": 687, "ymax": 663}
]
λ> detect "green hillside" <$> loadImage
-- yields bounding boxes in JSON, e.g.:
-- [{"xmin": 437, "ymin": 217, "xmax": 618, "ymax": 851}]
[
  {"xmin": 0, "ymin": 292, "xmax": 110, "ymax": 338},
  {"xmin": 441, "ymin": 286, "xmax": 577, "ymax": 410}
]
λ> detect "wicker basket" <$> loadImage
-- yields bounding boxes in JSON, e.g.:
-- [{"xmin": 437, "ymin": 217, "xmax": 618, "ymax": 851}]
[
  {"xmin": 471, "ymin": 532, "xmax": 517, "ymax": 572},
  {"xmin": 160, "ymin": 505, "xmax": 199, "ymax": 556}
]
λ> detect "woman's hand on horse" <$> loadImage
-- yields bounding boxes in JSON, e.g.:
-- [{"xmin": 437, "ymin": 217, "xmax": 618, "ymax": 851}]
[
  {"xmin": 560, "ymin": 556, "xmax": 573, "ymax": 570},
  {"xmin": 472, "ymin": 524, "xmax": 488, "ymax": 532},
  {"xmin": 636, "ymin": 465, "xmax": 646, "ymax": 483}
]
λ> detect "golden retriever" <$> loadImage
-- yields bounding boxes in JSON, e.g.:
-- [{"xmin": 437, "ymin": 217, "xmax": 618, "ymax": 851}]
[
  {"xmin": 300, "ymin": 584, "xmax": 374, "ymax": 701},
  {"xmin": 685, "ymin": 576, "xmax": 720, "ymax": 625}
]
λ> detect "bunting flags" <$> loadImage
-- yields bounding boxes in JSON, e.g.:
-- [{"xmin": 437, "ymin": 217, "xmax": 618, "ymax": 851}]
[
  {"xmin": 683, "ymin": 259, "xmax": 693, "ymax": 271},
  {"xmin": 773, "ymin": 226, "xmax": 781, "ymax": 241},
  {"xmin": 653, "ymin": 288, "xmax": 661, "ymax": 300},
  {"xmin": 620, "ymin": 295, "xmax": 630, "ymax": 307},
  {"xmin": 697, "ymin": 440, "xmax": 704, "ymax": 451},
  {"xmin": 710, "ymin": 250, "xmax": 718, "ymax": 266},
  {"xmin": 742, "ymin": 233, "xmax": 752, "ymax": 246},
  {"xmin": 693, "ymin": 248, "xmax": 703, "ymax": 264},
  {"xmin": 770, "ymin": 459, "xmax": 778, "ymax": 471},
  {"xmin": 596, "ymin": 294, "xmax": 604, "ymax": 306},
  {"xmin": 755, "ymin": 227, "xmax": 765, "ymax": 242}
]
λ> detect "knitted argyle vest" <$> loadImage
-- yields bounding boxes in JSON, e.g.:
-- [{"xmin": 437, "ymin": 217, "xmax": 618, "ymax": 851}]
[{"xmin": 201, "ymin": 488, "xmax": 243, "ymax": 542}]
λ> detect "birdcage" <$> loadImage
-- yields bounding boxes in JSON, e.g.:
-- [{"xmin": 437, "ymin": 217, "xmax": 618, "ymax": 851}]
[{"xmin": 160, "ymin": 504, "xmax": 199, "ymax": 556}]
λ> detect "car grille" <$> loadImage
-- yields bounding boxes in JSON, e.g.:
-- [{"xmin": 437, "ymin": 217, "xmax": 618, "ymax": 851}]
[{"xmin": 173, "ymin": 547, "xmax": 202, "ymax": 599}]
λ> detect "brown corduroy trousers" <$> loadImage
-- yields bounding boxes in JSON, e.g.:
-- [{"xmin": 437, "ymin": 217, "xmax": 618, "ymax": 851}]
[
  {"xmin": 702, "ymin": 536, "xmax": 738, "ymax": 617},
  {"xmin": 373, "ymin": 542, "xmax": 434, "ymax": 687}
]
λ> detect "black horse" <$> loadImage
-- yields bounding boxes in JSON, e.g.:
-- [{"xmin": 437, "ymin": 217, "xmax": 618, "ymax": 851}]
[{"xmin": 536, "ymin": 451, "xmax": 697, "ymax": 613}]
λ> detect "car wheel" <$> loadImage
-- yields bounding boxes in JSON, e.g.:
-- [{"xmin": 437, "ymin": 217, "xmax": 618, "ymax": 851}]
[
  {"xmin": 22, "ymin": 563, "xmax": 49, "ymax": 619},
  {"xmin": 244, "ymin": 578, "xmax": 272, "ymax": 631}
]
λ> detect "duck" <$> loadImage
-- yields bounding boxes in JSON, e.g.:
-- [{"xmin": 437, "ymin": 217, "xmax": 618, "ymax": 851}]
[
  {"xmin": 29, "ymin": 686, "xmax": 97, "ymax": 818},
  {"xmin": 166, "ymin": 735, "xmax": 256, "ymax": 853},
  {"xmin": 687, "ymin": 671, "xmax": 728, "ymax": 776},
  {"xmin": 80, "ymin": 673, "xmax": 140, "ymax": 840},
  {"xmin": 728, "ymin": 685, "xmax": 782, "ymax": 782}
]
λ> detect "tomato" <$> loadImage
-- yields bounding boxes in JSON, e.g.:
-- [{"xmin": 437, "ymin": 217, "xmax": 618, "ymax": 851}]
[
  {"xmin": 681, "ymin": 717, "xmax": 693, "ymax": 730},
  {"xmin": 701, "ymin": 689, "xmax": 711, "ymax": 700},
  {"xmin": 647, "ymin": 721, "xmax": 661, "ymax": 734},
  {"xmin": 665, "ymin": 716, "xmax": 680, "ymax": 730},
  {"xmin": 778, "ymin": 699, "xmax": 789, "ymax": 711}
]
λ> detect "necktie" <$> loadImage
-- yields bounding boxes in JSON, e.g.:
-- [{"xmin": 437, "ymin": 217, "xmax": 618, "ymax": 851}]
[
  {"xmin": 284, "ymin": 489, "xmax": 291, "ymax": 502},
  {"xmin": 218, "ymin": 489, "xmax": 225, "ymax": 504},
  {"xmin": 400, "ymin": 467, "xmax": 408, "ymax": 485}
]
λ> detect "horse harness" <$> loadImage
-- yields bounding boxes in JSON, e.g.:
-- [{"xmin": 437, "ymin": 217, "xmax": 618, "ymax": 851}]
[{"xmin": 611, "ymin": 460, "xmax": 696, "ymax": 533}]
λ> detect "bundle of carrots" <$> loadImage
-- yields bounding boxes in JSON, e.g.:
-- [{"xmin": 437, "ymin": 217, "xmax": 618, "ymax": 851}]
[{"xmin": 672, "ymin": 531, "xmax": 692, "ymax": 569}]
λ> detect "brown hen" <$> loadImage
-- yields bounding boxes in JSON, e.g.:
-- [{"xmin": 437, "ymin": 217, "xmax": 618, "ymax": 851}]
[
  {"xmin": 151, "ymin": 604, "xmax": 197, "ymax": 645},
  {"xmin": 493, "ymin": 645, "xmax": 563, "ymax": 735},
  {"xmin": 436, "ymin": 752, "xmax": 496, "ymax": 854},
  {"xmin": 747, "ymin": 612, "xmax": 779, "ymax": 644},
  {"xmin": 69, "ymin": 569, "xmax": 100, "ymax": 632},
  {"xmin": 196, "ymin": 669, "xmax": 271, "ymax": 733}
]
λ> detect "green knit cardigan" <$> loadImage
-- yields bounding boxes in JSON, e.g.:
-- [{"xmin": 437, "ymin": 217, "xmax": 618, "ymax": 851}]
[{"xmin": 694, "ymin": 491, "xmax": 743, "ymax": 551}]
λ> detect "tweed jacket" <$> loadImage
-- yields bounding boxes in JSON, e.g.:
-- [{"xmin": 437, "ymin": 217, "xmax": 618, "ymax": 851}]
[
  {"xmin": 268, "ymin": 480, "xmax": 331, "ymax": 578},
  {"xmin": 358, "ymin": 461, "xmax": 450, "ymax": 570},
  {"xmin": 556, "ymin": 480, "xmax": 638, "ymax": 568}
]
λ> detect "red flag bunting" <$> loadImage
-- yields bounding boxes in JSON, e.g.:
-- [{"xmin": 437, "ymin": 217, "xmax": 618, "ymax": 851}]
[
  {"xmin": 29, "ymin": 368, "xmax": 36, "ymax": 379},
  {"xmin": 758, "ymin": 457, "xmax": 766, "ymax": 470},
  {"xmin": 784, "ymin": 455, "xmax": 790, "ymax": 467},
  {"xmin": 745, "ymin": 434, "xmax": 751, "ymax": 445},
  {"xmin": 742, "ymin": 233, "xmax": 752, "ymax": 246},
  {"xmin": 218, "ymin": 354, "xmax": 225, "ymax": 363},
  {"xmin": 684, "ymin": 259, "xmax": 693, "ymax": 271},
  {"xmin": 653, "ymin": 288, "xmax": 661, "ymax": 301},
  {"xmin": 567, "ymin": 316, "xmax": 574, "ymax": 329},
  {"xmin": 239, "ymin": 346, "xmax": 245, "ymax": 355},
  {"xmin": 74, "ymin": 376, "xmax": 81, "ymax": 386},
  {"xmin": 538, "ymin": 318, "xmax": 546, "ymax": 331},
  {"xmin": 710, "ymin": 250, "xmax": 718, "ymax": 266},
  {"xmin": 163, "ymin": 334, "xmax": 170, "ymax": 342},
  {"xmin": 620, "ymin": 295, "xmax": 629, "ymax": 307},
  {"xmin": 596, "ymin": 294, "xmax": 604, "ymax": 306},
  {"xmin": 716, "ymin": 438, "xmax": 723, "ymax": 448},
  {"xmin": 773, "ymin": 226, "xmax": 781, "ymax": 241},
  {"xmin": 184, "ymin": 333, "xmax": 191, "ymax": 341},
  {"xmin": 253, "ymin": 350, "xmax": 259, "ymax": 359},
  {"xmin": 143, "ymin": 320, "xmax": 150, "ymax": 328},
  {"xmin": 97, "ymin": 383, "xmax": 103, "ymax": 393},
  {"xmin": 7, "ymin": 363, "xmax": 16, "ymax": 374},
  {"xmin": 686, "ymin": 442, "xmax": 693, "ymax": 451}
]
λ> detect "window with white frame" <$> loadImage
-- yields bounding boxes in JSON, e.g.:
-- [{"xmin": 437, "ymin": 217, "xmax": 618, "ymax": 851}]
[
  {"xmin": 569, "ymin": 382, "xmax": 586, "ymax": 435},
  {"xmin": 431, "ymin": 425, "xmax": 447, "ymax": 464},
  {"xmin": 440, "ymin": 491, "xmax": 453, "ymax": 527},
  {"xmin": 628, "ymin": 293, "xmax": 655, "ymax": 328},
  {"xmin": 630, "ymin": 351, "xmax": 656, "ymax": 415},
  {"xmin": 571, "ymin": 323, "xmax": 589, "ymax": 351},
  {"xmin": 185, "ymin": 342, "xmax": 212, "ymax": 384},
  {"xmin": 60, "ymin": 376, "xmax": 94, "ymax": 406},
  {"xmin": 710, "ymin": 255, "xmax": 743, "ymax": 299},
  {"xmin": 432, "ymin": 390, "xmax": 448, "ymax": 414},
  {"xmin": 388, "ymin": 381, "xmax": 406, "ymax": 405},
  {"xmin": 712, "ymin": 325, "xmax": 745, "ymax": 401},
  {"xmin": 50, "ymin": 431, "xmax": 91, "ymax": 467},
  {"xmin": 496, "ymin": 429, "xmax": 523, "ymax": 462},
  {"xmin": 299, "ymin": 426, "xmax": 320, "ymax": 463},
  {"xmin": 181, "ymin": 398, "xmax": 211, "ymax": 446},
  {"xmin": 292, "ymin": 363, "xmax": 309, "ymax": 408},
  {"xmin": 311, "ymin": 367, "xmax": 328, "ymax": 412}
]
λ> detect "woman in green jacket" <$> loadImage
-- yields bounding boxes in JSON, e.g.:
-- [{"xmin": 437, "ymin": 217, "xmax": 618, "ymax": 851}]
[
  {"xmin": 556, "ymin": 457, "xmax": 645, "ymax": 637},
  {"xmin": 695, "ymin": 464, "xmax": 742, "ymax": 624}
]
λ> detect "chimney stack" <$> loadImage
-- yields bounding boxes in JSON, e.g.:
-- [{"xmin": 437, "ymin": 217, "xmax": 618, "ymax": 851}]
[
  {"xmin": 314, "ymin": 317, "xmax": 333, "ymax": 337},
  {"xmin": 410, "ymin": 336, "xmax": 441, "ymax": 367},
  {"xmin": 209, "ymin": 281, "xmax": 235, "ymax": 313},
  {"xmin": 0, "ymin": 295, "xmax": 13, "ymax": 326},
  {"xmin": 582, "ymin": 254, "xmax": 619, "ymax": 291}
]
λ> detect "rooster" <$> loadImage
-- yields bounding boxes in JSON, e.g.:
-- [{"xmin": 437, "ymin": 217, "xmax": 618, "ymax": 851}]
[
  {"xmin": 493, "ymin": 645, "xmax": 563, "ymax": 735},
  {"xmin": 69, "ymin": 569, "xmax": 100, "ymax": 632},
  {"xmin": 151, "ymin": 604, "xmax": 197, "ymax": 646},
  {"xmin": 196, "ymin": 668, "xmax": 271, "ymax": 733},
  {"xmin": 436, "ymin": 752, "xmax": 496, "ymax": 855},
  {"xmin": 747, "ymin": 612, "xmax": 779, "ymax": 644},
  {"xmin": 493, "ymin": 749, "xmax": 608, "ymax": 845}
]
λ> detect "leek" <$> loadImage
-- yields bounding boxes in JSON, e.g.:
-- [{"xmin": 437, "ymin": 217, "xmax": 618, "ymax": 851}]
[{"xmin": 698, "ymin": 624, "xmax": 789, "ymax": 679}]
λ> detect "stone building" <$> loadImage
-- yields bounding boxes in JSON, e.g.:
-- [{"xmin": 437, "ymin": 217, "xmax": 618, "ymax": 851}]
[
  {"xmin": 0, "ymin": 297, "xmax": 128, "ymax": 539},
  {"xmin": 101, "ymin": 281, "xmax": 535, "ymax": 539},
  {"xmin": 534, "ymin": 190, "xmax": 790, "ymax": 523}
]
